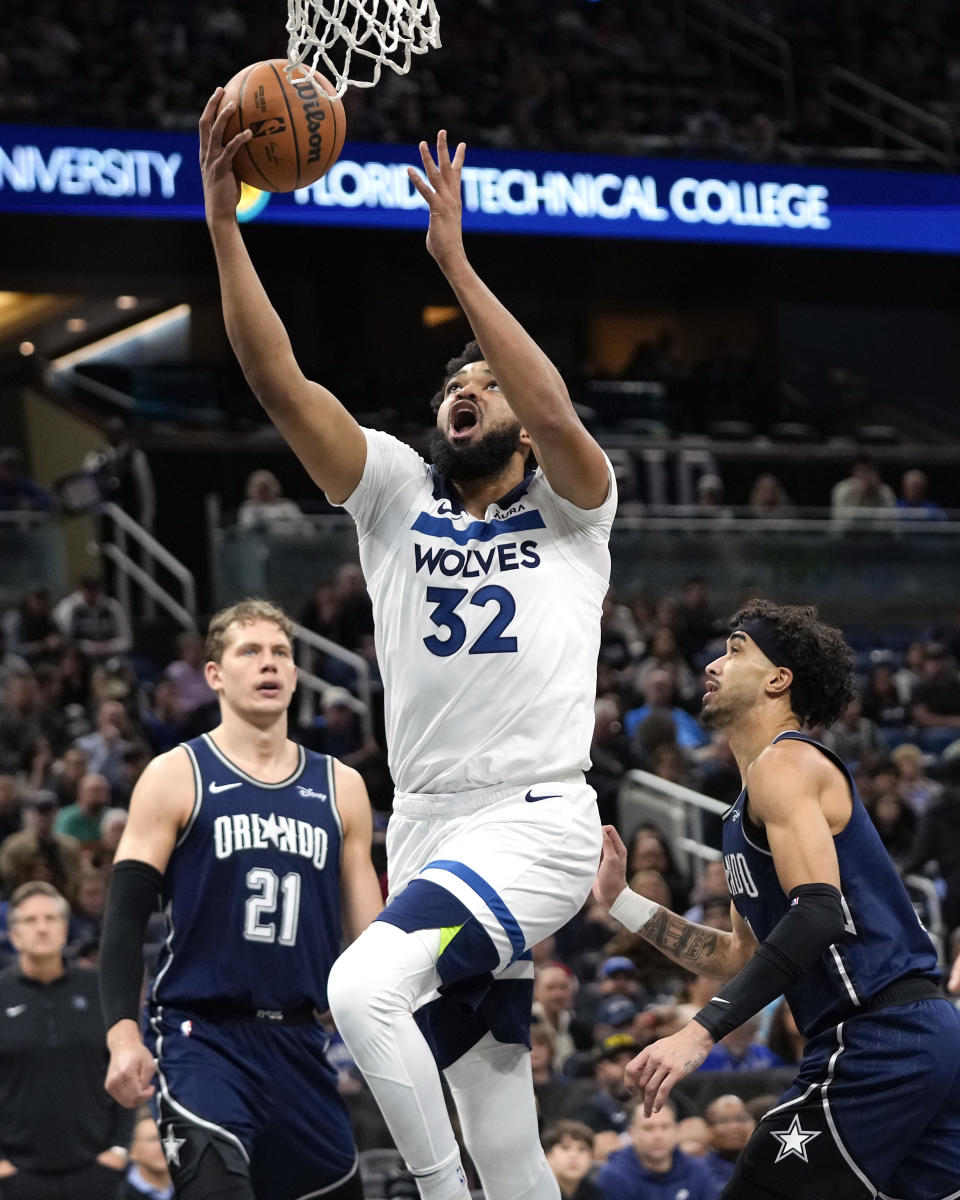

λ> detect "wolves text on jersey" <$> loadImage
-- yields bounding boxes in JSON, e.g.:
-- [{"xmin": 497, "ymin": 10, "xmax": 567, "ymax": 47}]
[
  {"xmin": 213, "ymin": 812, "xmax": 330, "ymax": 870},
  {"xmin": 413, "ymin": 540, "xmax": 541, "ymax": 579}
]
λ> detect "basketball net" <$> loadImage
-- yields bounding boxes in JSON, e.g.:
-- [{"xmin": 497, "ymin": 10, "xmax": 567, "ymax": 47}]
[{"xmin": 286, "ymin": 0, "xmax": 441, "ymax": 97}]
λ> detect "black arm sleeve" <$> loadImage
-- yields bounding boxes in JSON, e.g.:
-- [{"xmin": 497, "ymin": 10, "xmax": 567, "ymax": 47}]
[
  {"xmin": 693, "ymin": 883, "xmax": 846, "ymax": 1042},
  {"xmin": 99, "ymin": 859, "xmax": 163, "ymax": 1031}
]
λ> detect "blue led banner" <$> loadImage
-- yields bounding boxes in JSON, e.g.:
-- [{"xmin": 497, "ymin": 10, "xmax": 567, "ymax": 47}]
[{"xmin": 2, "ymin": 122, "xmax": 960, "ymax": 253}]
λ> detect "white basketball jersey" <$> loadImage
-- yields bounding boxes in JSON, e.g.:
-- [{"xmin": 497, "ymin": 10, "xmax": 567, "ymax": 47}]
[{"xmin": 338, "ymin": 429, "xmax": 617, "ymax": 796}]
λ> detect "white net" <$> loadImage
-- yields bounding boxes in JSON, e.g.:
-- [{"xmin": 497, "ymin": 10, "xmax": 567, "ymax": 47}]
[{"xmin": 286, "ymin": 0, "xmax": 441, "ymax": 98}]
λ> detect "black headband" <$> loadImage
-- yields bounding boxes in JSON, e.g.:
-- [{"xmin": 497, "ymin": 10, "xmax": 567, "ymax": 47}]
[
  {"xmin": 735, "ymin": 617, "xmax": 810, "ymax": 717},
  {"xmin": 735, "ymin": 618, "xmax": 797, "ymax": 674}
]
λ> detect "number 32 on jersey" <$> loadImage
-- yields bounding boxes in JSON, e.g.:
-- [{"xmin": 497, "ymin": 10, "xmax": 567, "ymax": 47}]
[{"xmin": 423, "ymin": 585, "xmax": 518, "ymax": 657}]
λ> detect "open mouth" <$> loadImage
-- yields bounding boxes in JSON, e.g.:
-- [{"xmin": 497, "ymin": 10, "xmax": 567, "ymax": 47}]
[
  {"xmin": 449, "ymin": 399, "xmax": 479, "ymax": 440},
  {"xmin": 256, "ymin": 681, "xmax": 281, "ymax": 697}
]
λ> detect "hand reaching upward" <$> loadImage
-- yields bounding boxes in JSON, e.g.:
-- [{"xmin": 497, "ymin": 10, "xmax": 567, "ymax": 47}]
[
  {"xmin": 198, "ymin": 87, "xmax": 252, "ymax": 227},
  {"xmin": 408, "ymin": 130, "xmax": 468, "ymax": 270}
]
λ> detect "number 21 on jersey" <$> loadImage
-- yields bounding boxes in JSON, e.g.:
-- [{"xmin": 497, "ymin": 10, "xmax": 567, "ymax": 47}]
[{"xmin": 244, "ymin": 868, "xmax": 302, "ymax": 945}]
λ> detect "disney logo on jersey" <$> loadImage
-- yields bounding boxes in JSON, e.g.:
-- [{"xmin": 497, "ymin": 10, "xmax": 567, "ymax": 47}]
[
  {"xmin": 296, "ymin": 785, "xmax": 326, "ymax": 801},
  {"xmin": 414, "ymin": 540, "xmax": 541, "ymax": 579},
  {"xmin": 214, "ymin": 811, "xmax": 330, "ymax": 870}
]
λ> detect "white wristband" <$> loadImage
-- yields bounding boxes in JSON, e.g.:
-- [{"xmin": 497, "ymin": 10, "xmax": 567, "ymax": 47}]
[{"xmin": 609, "ymin": 886, "xmax": 659, "ymax": 932}]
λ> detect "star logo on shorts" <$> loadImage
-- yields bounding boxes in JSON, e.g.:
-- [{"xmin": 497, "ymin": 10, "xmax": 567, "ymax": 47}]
[
  {"xmin": 162, "ymin": 1126, "xmax": 186, "ymax": 1167},
  {"xmin": 770, "ymin": 1114, "xmax": 821, "ymax": 1163}
]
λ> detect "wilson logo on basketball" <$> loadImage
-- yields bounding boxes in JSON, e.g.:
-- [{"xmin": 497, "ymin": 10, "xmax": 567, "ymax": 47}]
[
  {"xmin": 249, "ymin": 118, "xmax": 287, "ymax": 138},
  {"xmin": 292, "ymin": 79, "xmax": 328, "ymax": 165}
]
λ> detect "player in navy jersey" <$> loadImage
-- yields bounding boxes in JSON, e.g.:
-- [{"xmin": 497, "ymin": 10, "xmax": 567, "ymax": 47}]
[
  {"xmin": 594, "ymin": 599, "xmax": 960, "ymax": 1200},
  {"xmin": 99, "ymin": 600, "xmax": 382, "ymax": 1200},
  {"xmin": 200, "ymin": 100, "xmax": 614, "ymax": 1200}
]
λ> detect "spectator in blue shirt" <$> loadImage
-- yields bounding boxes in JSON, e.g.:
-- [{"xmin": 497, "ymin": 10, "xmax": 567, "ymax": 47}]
[
  {"xmin": 597, "ymin": 1098, "xmax": 719, "ymax": 1200},
  {"xmin": 698, "ymin": 1014, "xmax": 785, "ymax": 1072},
  {"xmin": 896, "ymin": 469, "xmax": 947, "ymax": 521},
  {"xmin": 624, "ymin": 669, "xmax": 709, "ymax": 750}
]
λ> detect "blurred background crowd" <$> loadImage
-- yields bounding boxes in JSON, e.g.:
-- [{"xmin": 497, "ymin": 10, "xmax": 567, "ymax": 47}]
[{"xmin": 4, "ymin": 0, "xmax": 960, "ymax": 1195}]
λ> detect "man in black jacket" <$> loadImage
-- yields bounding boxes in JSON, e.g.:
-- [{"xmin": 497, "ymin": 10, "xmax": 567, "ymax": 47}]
[{"xmin": 0, "ymin": 882, "xmax": 132, "ymax": 1198}]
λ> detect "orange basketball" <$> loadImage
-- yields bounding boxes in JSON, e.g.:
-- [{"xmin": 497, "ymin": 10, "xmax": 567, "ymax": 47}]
[{"xmin": 222, "ymin": 59, "xmax": 346, "ymax": 193}]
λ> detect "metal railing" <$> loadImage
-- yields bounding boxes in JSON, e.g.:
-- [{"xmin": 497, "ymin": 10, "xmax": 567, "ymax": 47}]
[
  {"xmin": 903, "ymin": 873, "xmax": 948, "ymax": 967},
  {"xmin": 673, "ymin": 0, "xmax": 796, "ymax": 124},
  {"xmin": 96, "ymin": 502, "xmax": 197, "ymax": 630},
  {"xmin": 291, "ymin": 622, "xmax": 376, "ymax": 742},
  {"xmin": 618, "ymin": 769, "xmax": 727, "ymax": 881},
  {"xmin": 822, "ymin": 66, "xmax": 955, "ymax": 171},
  {"xmin": 95, "ymin": 504, "xmax": 375, "ymax": 731}
]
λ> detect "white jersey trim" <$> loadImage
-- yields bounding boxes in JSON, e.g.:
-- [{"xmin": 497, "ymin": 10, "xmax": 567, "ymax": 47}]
[
  {"xmin": 820, "ymin": 1023, "xmax": 876, "ymax": 1194},
  {"xmin": 201, "ymin": 733, "xmax": 306, "ymax": 789},
  {"xmin": 177, "ymin": 744, "xmax": 204, "ymax": 849}
]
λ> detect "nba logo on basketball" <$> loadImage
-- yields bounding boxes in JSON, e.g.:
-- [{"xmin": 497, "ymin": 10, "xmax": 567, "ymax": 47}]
[{"xmin": 249, "ymin": 118, "xmax": 287, "ymax": 138}]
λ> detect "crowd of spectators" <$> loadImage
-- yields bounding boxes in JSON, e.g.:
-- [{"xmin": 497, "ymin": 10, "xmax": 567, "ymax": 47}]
[
  {"xmin": 1, "ymin": 547, "xmax": 960, "ymax": 1190},
  {"xmin": 5, "ymin": 1, "xmax": 960, "ymax": 168}
]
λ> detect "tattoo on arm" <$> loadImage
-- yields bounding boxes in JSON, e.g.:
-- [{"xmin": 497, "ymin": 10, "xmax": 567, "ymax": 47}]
[
  {"xmin": 682, "ymin": 1052, "xmax": 707, "ymax": 1073},
  {"xmin": 639, "ymin": 908, "xmax": 726, "ymax": 974}
]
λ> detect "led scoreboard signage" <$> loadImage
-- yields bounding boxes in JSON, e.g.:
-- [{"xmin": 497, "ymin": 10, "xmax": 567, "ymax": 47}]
[{"xmin": 3, "ymin": 123, "xmax": 960, "ymax": 253}]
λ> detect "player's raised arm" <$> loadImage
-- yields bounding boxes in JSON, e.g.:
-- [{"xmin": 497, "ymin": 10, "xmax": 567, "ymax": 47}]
[
  {"xmin": 100, "ymin": 750, "xmax": 194, "ymax": 1107},
  {"xmin": 408, "ymin": 132, "xmax": 609, "ymax": 510},
  {"xmin": 333, "ymin": 762, "xmax": 383, "ymax": 942},
  {"xmin": 199, "ymin": 88, "xmax": 367, "ymax": 504},
  {"xmin": 593, "ymin": 825, "xmax": 756, "ymax": 981}
]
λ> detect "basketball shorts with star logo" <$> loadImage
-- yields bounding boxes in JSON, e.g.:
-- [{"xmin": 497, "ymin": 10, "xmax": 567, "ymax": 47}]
[
  {"xmin": 376, "ymin": 775, "xmax": 602, "ymax": 1067},
  {"xmin": 720, "ymin": 996, "xmax": 960, "ymax": 1200},
  {"xmin": 144, "ymin": 1006, "xmax": 358, "ymax": 1199}
]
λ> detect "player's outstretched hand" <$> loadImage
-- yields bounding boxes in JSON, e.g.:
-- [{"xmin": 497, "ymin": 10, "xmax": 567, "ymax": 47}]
[
  {"xmin": 592, "ymin": 824, "xmax": 630, "ymax": 910},
  {"xmin": 198, "ymin": 86, "xmax": 252, "ymax": 227},
  {"xmin": 105, "ymin": 1032, "xmax": 156, "ymax": 1108},
  {"xmin": 407, "ymin": 130, "xmax": 467, "ymax": 270},
  {"xmin": 624, "ymin": 1020, "xmax": 714, "ymax": 1117}
]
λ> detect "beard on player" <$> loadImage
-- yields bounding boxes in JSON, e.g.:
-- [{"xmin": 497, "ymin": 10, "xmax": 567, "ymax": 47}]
[
  {"xmin": 700, "ymin": 685, "xmax": 753, "ymax": 731},
  {"xmin": 429, "ymin": 420, "xmax": 526, "ymax": 484}
]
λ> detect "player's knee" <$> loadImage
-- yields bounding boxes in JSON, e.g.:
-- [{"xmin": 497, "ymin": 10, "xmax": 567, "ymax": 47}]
[{"xmin": 328, "ymin": 938, "xmax": 387, "ymax": 1029}]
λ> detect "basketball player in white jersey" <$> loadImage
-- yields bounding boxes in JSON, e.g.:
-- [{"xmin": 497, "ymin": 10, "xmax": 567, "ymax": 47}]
[{"xmin": 200, "ymin": 94, "xmax": 617, "ymax": 1200}]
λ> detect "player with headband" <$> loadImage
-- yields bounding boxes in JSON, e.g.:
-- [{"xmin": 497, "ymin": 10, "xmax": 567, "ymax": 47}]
[{"xmin": 594, "ymin": 597, "xmax": 960, "ymax": 1200}]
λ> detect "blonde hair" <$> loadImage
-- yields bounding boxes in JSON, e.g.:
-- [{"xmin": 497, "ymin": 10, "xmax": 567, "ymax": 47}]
[{"xmin": 204, "ymin": 599, "xmax": 295, "ymax": 664}]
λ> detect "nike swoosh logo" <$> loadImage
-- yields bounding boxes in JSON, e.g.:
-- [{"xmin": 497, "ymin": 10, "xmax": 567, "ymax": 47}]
[
  {"xmin": 710, "ymin": 997, "xmax": 730, "ymax": 1004},
  {"xmin": 524, "ymin": 789, "xmax": 562, "ymax": 803},
  {"xmin": 437, "ymin": 502, "xmax": 457, "ymax": 515},
  {"xmin": 5, "ymin": 1005, "xmax": 26, "ymax": 1017},
  {"xmin": 209, "ymin": 781, "xmax": 242, "ymax": 794}
]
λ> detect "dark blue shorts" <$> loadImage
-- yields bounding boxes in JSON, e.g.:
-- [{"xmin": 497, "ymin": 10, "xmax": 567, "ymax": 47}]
[
  {"xmin": 722, "ymin": 998, "xmax": 960, "ymax": 1200},
  {"xmin": 145, "ymin": 1006, "xmax": 358, "ymax": 1200}
]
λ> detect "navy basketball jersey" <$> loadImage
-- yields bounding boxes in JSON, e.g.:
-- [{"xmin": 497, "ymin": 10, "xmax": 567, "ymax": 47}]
[
  {"xmin": 151, "ymin": 734, "xmax": 344, "ymax": 1013},
  {"xmin": 723, "ymin": 731, "xmax": 940, "ymax": 1036}
]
